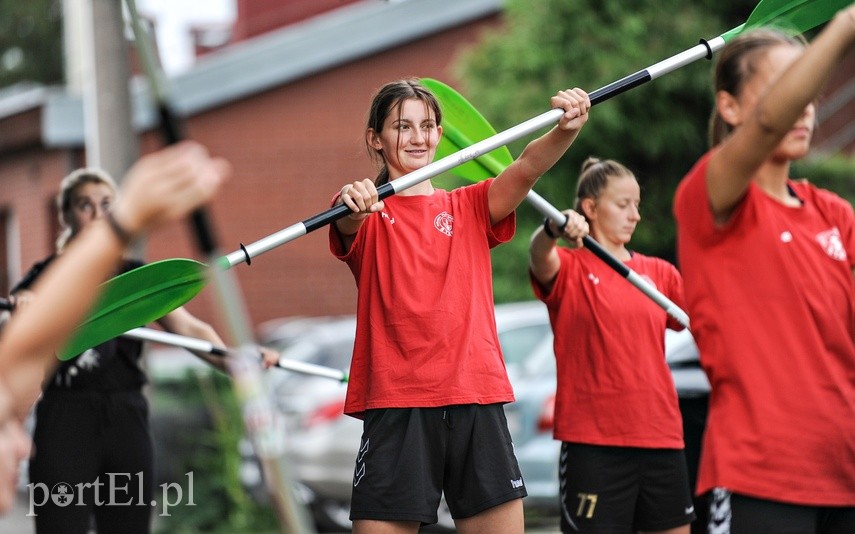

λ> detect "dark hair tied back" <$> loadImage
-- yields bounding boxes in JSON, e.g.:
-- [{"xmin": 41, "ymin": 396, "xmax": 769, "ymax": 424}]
[{"xmin": 573, "ymin": 157, "xmax": 635, "ymax": 219}]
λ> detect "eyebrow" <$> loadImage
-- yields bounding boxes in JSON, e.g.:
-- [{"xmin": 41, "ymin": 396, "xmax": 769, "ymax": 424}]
[
  {"xmin": 74, "ymin": 194, "xmax": 112, "ymax": 200},
  {"xmin": 391, "ymin": 118, "xmax": 436, "ymax": 126}
]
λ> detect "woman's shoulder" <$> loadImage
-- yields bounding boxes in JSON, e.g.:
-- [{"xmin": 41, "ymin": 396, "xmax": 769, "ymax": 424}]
[
  {"xmin": 121, "ymin": 258, "xmax": 146, "ymax": 272},
  {"xmin": 450, "ymin": 178, "xmax": 493, "ymax": 198},
  {"xmin": 674, "ymin": 149, "xmax": 717, "ymax": 213},
  {"xmin": 792, "ymin": 180, "xmax": 854, "ymax": 218},
  {"xmin": 12, "ymin": 254, "xmax": 57, "ymax": 293}
]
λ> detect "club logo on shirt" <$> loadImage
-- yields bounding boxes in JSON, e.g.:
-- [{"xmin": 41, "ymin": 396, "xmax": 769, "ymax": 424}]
[
  {"xmin": 815, "ymin": 227, "xmax": 847, "ymax": 261},
  {"xmin": 434, "ymin": 211, "xmax": 453, "ymax": 237}
]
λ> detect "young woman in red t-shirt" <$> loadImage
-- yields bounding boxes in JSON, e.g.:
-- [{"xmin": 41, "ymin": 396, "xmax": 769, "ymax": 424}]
[
  {"xmin": 329, "ymin": 79, "xmax": 590, "ymax": 533},
  {"xmin": 673, "ymin": 5, "xmax": 855, "ymax": 532},
  {"xmin": 530, "ymin": 157, "xmax": 692, "ymax": 534}
]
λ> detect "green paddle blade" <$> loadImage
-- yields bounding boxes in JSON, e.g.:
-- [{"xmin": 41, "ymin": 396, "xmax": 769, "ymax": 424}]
[
  {"xmin": 722, "ymin": 0, "xmax": 848, "ymax": 41},
  {"xmin": 422, "ymin": 78, "xmax": 512, "ymax": 180},
  {"xmin": 422, "ymin": 78, "xmax": 513, "ymax": 181},
  {"xmin": 58, "ymin": 258, "xmax": 207, "ymax": 360}
]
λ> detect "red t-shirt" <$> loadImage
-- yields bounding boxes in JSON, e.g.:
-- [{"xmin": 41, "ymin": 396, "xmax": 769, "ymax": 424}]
[
  {"xmin": 330, "ymin": 179, "xmax": 516, "ymax": 417},
  {"xmin": 674, "ymin": 150, "xmax": 855, "ymax": 505},
  {"xmin": 531, "ymin": 247, "xmax": 686, "ymax": 448}
]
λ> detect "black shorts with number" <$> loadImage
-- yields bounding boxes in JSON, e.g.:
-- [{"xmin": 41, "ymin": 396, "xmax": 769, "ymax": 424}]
[
  {"xmin": 559, "ymin": 442, "xmax": 695, "ymax": 533},
  {"xmin": 349, "ymin": 404, "xmax": 526, "ymax": 525}
]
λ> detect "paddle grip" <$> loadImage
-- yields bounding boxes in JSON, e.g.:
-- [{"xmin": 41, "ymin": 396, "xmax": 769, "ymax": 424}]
[
  {"xmin": 302, "ymin": 182, "xmax": 396, "ymax": 233},
  {"xmin": 589, "ymin": 70, "xmax": 651, "ymax": 106}
]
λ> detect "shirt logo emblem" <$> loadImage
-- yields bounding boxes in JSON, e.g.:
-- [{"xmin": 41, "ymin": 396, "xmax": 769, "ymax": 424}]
[
  {"xmin": 434, "ymin": 211, "xmax": 453, "ymax": 237},
  {"xmin": 816, "ymin": 227, "xmax": 847, "ymax": 261}
]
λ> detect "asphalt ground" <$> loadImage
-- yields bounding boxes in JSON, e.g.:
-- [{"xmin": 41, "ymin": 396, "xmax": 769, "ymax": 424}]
[{"xmin": 0, "ymin": 491, "xmax": 561, "ymax": 533}]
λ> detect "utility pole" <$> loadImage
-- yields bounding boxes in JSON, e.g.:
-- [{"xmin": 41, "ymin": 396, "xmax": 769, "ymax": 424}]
[
  {"xmin": 68, "ymin": 0, "xmax": 142, "ymax": 256},
  {"xmin": 74, "ymin": 0, "xmax": 139, "ymax": 183}
]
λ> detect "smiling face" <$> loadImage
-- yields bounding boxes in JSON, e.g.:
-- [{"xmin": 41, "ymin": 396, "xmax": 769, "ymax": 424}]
[
  {"xmin": 582, "ymin": 174, "xmax": 641, "ymax": 247},
  {"xmin": 367, "ymin": 98, "xmax": 442, "ymax": 180}
]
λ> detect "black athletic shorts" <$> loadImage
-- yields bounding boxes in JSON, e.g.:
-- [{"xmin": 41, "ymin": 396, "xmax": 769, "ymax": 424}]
[
  {"xmin": 559, "ymin": 442, "xmax": 696, "ymax": 533},
  {"xmin": 708, "ymin": 488, "xmax": 855, "ymax": 534},
  {"xmin": 349, "ymin": 404, "xmax": 526, "ymax": 525}
]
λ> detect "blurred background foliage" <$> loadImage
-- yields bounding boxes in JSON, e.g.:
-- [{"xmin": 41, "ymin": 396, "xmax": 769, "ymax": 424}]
[
  {"xmin": 0, "ymin": 0, "xmax": 63, "ymax": 88},
  {"xmin": 448, "ymin": 0, "xmax": 855, "ymax": 302},
  {"xmin": 151, "ymin": 370, "xmax": 279, "ymax": 534}
]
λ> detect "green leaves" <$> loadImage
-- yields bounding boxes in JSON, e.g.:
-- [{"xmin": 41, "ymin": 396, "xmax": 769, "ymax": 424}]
[{"xmin": 0, "ymin": 0, "xmax": 63, "ymax": 87}]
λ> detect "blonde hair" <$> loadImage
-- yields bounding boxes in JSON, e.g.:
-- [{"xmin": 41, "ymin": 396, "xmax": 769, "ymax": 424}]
[
  {"xmin": 573, "ymin": 157, "xmax": 636, "ymax": 221},
  {"xmin": 56, "ymin": 168, "xmax": 118, "ymax": 250}
]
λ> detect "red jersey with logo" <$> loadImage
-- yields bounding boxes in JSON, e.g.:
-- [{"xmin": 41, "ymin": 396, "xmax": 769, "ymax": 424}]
[
  {"xmin": 674, "ymin": 150, "xmax": 855, "ymax": 505},
  {"xmin": 330, "ymin": 179, "xmax": 516, "ymax": 417},
  {"xmin": 531, "ymin": 247, "xmax": 686, "ymax": 448}
]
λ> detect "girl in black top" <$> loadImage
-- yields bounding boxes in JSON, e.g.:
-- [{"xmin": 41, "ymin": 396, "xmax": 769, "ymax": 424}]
[{"xmin": 14, "ymin": 167, "xmax": 277, "ymax": 534}]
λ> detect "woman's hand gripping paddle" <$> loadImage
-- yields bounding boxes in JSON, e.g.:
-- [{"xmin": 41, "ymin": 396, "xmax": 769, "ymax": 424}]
[{"xmin": 421, "ymin": 78, "xmax": 692, "ymax": 328}]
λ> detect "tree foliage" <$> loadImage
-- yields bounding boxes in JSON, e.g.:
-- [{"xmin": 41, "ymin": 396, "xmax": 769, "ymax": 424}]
[{"xmin": 0, "ymin": 0, "xmax": 64, "ymax": 88}]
